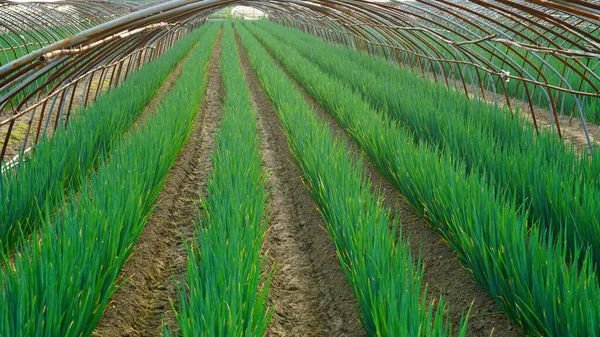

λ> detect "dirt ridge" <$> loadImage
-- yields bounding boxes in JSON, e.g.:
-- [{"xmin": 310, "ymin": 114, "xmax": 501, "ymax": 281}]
[
  {"xmin": 249, "ymin": 32, "xmax": 519, "ymax": 337},
  {"xmin": 236, "ymin": 32, "xmax": 365, "ymax": 337},
  {"xmin": 93, "ymin": 33, "xmax": 224, "ymax": 337}
]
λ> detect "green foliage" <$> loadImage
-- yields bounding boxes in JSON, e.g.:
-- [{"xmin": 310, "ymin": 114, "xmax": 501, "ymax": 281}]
[
  {"xmin": 0, "ymin": 23, "xmax": 213, "ymax": 255},
  {"xmin": 0, "ymin": 24, "xmax": 219, "ymax": 337},
  {"xmin": 236, "ymin": 22, "xmax": 467, "ymax": 337},
  {"xmin": 253, "ymin": 21, "xmax": 600, "ymax": 271},
  {"xmin": 585, "ymin": 97, "xmax": 600, "ymax": 124},
  {"xmin": 172, "ymin": 22, "xmax": 272, "ymax": 336},
  {"xmin": 243, "ymin": 21, "xmax": 600, "ymax": 336}
]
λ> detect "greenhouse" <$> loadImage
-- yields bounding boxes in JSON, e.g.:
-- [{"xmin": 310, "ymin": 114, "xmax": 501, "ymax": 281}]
[{"xmin": 0, "ymin": 0, "xmax": 599, "ymax": 336}]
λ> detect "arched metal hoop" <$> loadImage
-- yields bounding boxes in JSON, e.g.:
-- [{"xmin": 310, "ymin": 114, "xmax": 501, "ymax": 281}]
[{"xmin": 0, "ymin": 0, "xmax": 599, "ymax": 163}]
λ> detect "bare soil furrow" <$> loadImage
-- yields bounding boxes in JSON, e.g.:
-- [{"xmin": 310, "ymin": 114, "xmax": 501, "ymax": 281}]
[
  {"xmin": 93, "ymin": 33, "xmax": 224, "ymax": 337},
  {"xmin": 251, "ymin": 34, "xmax": 519, "ymax": 337},
  {"xmin": 236, "ymin": 32, "xmax": 365, "ymax": 337}
]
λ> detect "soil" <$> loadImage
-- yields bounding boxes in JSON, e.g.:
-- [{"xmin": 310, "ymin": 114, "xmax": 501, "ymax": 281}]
[
  {"xmin": 92, "ymin": 33, "xmax": 224, "ymax": 337},
  {"xmin": 504, "ymin": 95, "xmax": 600, "ymax": 151},
  {"xmin": 249, "ymin": 35, "xmax": 520, "ymax": 337},
  {"xmin": 236, "ymin": 33, "xmax": 365, "ymax": 337}
]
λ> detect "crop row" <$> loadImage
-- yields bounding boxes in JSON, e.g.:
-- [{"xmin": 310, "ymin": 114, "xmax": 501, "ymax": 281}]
[
  {"xmin": 236, "ymin": 22, "xmax": 468, "ymax": 337},
  {"xmin": 253, "ymin": 21, "xmax": 600, "ymax": 271},
  {"xmin": 0, "ymin": 23, "xmax": 214, "ymax": 255},
  {"xmin": 243, "ymin": 21, "xmax": 600, "ymax": 336},
  {"xmin": 0, "ymin": 25, "xmax": 219, "ymax": 337},
  {"xmin": 169, "ymin": 23, "xmax": 272, "ymax": 336}
]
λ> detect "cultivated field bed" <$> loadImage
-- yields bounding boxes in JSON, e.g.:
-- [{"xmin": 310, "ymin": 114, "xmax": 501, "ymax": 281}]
[{"xmin": 1, "ymin": 19, "xmax": 599, "ymax": 337}]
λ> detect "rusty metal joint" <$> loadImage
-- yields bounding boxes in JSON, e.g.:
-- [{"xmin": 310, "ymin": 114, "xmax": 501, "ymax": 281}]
[{"xmin": 38, "ymin": 22, "xmax": 175, "ymax": 63}]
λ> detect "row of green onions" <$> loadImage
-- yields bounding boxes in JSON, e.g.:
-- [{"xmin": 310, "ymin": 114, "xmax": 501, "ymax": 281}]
[
  {"xmin": 257, "ymin": 20, "xmax": 600, "ymax": 185},
  {"xmin": 267, "ymin": 21, "xmax": 600, "ymax": 184},
  {"xmin": 236, "ymin": 22, "xmax": 468, "ymax": 337},
  {"xmin": 242, "ymin": 21, "xmax": 600, "ymax": 336},
  {"xmin": 0, "ymin": 24, "xmax": 219, "ymax": 337},
  {"xmin": 254, "ymin": 20, "xmax": 600, "ymax": 270},
  {"xmin": 0, "ymin": 23, "xmax": 212, "ymax": 255},
  {"xmin": 168, "ymin": 22, "xmax": 272, "ymax": 337},
  {"xmin": 254, "ymin": 19, "xmax": 600, "ymax": 266}
]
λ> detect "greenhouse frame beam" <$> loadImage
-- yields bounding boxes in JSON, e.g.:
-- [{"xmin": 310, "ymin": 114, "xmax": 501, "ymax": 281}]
[{"xmin": 1, "ymin": 0, "xmax": 600, "ymax": 163}]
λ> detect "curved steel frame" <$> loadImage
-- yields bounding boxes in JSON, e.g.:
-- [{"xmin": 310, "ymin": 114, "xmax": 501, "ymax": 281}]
[
  {"xmin": 265, "ymin": 0, "xmax": 600, "ymax": 149},
  {"xmin": 0, "ymin": 1, "xmax": 133, "ymax": 66},
  {"xmin": 0, "ymin": 0, "xmax": 599, "ymax": 163}
]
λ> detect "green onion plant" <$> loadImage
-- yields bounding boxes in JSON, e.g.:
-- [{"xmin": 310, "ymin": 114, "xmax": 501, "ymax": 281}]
[
  {"xmin": 252, "ymin": 21, "xmax": 600, "ymax": 270},
  {"xmin": 236, "ymin": 22, "xmax": 468, "ymax": 337},
  {"xmin": 0, "ymin": 24, "xmax": 219, "ymax": 337},
  {"xmin": 242, "ymin": 21, "xmax": 600, "ymax": 337},
  {"xmin": 172, "ymin": 22, "xmax": 272, "ymax": 337},
  {"xmin": 0, "ymin": 23, "xmax": 213, "ymax": 255}
]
